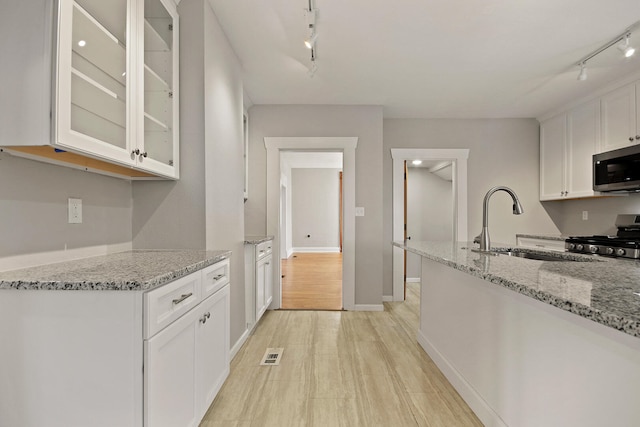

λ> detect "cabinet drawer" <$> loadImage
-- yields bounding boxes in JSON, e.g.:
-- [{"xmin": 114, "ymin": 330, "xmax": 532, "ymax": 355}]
[
  {"xmin": 145, "ymin": 272, "xmax": 201, "ymax": 339},
  {"xmin": 256, "ymin": 241, "xmax": 273, "ymax": 260},
  {"xmin": 201, "ymin": 258, "xmax": 230, "ymax": 299}
]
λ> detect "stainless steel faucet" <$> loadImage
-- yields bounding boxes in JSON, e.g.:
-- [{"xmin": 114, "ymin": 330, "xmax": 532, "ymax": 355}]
[{"xmin": 474, "ymin": 186, "xmax": 524, "ymax": 252}]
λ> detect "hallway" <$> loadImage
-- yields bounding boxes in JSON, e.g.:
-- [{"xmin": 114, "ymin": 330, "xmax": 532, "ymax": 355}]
[{"xmin": 200, "ymin": 282, "xmax": 482, "ymax": 426}]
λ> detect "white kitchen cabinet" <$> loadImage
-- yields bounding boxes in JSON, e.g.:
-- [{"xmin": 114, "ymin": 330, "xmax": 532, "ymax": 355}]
[
  {"xmin": 144, "ymin": 260, "xmax": 230, "ymax": 427},
  {"xmin": 245, "ymin": 239, "xmax": 274, "ymax": 331},
  {"xmin": 600, "ymin": 82, "xmax": 640, "ymax": 152},
  {"xmin": 0, "ymin": 0, "xmax": 179, "ymax": 180},
  {"xmin": 0, "ymin": 257, "xmax": 230, "ymax": 427},
  {"xmin": 540, "ymin": 100, "xmax": 600, "ymax": 201}
]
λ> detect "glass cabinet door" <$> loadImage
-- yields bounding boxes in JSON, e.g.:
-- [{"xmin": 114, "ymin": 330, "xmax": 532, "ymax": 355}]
[
  {"xmin": 57, "ymin": 0, "xmax": 133, "ymax": 163},
  {"xmin": 141, "ymin": 0, "xmax": 177, "ymax": 172}
]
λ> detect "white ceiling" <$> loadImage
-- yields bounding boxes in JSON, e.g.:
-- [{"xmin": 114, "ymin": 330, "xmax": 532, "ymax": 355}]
[{"xmin": 208, "ymin": 0, "xmax": 640, "ymax": 118}]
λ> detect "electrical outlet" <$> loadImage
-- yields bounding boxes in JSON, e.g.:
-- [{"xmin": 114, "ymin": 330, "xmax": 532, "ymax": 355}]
[
  {"xmin": 68, "ymin": 198, "xmax": 82, "ymax": 224},
  {"xmin": 582, "ymin": 210, "xmax": 588, "ymax": 221}
]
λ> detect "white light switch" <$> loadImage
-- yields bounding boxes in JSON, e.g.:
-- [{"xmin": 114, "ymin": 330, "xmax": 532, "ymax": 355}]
[
  {"xmin": 355, "ymin": 207, "xmax": 365, "ymax": 217},
  {"xmin": 68, "ymin": 198, "xmax": 82, "ymax": 224},
  {"xmin": 582, "ymin": 211, "xmax": 588, "ymax": 221}
]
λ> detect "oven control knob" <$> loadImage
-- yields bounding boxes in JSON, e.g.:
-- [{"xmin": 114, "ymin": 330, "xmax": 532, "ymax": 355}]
[
  {"xmin": 589, "ymin": 245, "xmax": 599, "ymax": 254},
  {"xmin": 616, "ymin": 248, "xmax": 626, "ymax": 257},
  {"xmin": 576, "ymin": 244, "xmax": 584, "ymax": 251},
  {"xmin": 606, "ymin": 247, "xmax": 615, "ymax": 255},
  {"xmin": 568, "ymin": 243, "xmax": 575, "ymax": 250}
]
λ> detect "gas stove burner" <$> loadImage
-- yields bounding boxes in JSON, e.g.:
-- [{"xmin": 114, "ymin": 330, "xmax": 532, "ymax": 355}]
[{"xmin": 565, "ymin": 215, "xmax": 640, "ymax": 259}]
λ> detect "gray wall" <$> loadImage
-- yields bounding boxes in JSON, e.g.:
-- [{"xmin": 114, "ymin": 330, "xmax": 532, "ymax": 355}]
[
  {"xmin": 406, "ymin": 168, "xmax": 453, "ymax": 278},
  {"xmin": 245, "ymin": 105, "xmax": 384, "ymax": 305},
  {"xmin": 0, "ymin": 151, "xmax": 132, "ymax": 258},
  {"xmin": 291, "ymin": 168, "xmax": 341, "ymax": 249},
  {"xmin": 133, "ymin": 0, "xmax": 246, "ymax": 345},
  {"xmin": 383, "ymin": 119, "xmax": 560, "ymax": 296},
  {"xmin": 542, "ymin": 195, "xmax": 640, "ymax": 236}
]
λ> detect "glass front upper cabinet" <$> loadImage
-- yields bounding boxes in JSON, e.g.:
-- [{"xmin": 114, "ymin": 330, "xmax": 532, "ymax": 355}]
[
  {"xmin": 140, "ymin": 0, "xmax": 179, "ymax": 176},
  {"xmin": 57, "ymin": 0, "xmax": 134, "ymax": 165}
]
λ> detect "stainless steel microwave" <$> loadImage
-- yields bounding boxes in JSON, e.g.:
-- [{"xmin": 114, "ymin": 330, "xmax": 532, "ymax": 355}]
[{"xmin": 593, "ymin": 144, "xmax": 640, "ymax": 192}]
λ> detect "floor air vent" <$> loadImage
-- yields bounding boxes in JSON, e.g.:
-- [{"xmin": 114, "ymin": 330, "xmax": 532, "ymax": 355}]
[{"xmin": 260, "ymin": 348, "xmax": 284, "ymax": 366}]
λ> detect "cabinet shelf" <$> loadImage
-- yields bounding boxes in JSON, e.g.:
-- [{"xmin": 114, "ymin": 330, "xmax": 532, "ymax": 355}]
[
  {"xmin": 144, "ymin": 64, "xmax": 169, "ymax": 91},
  {"xmin": 144, "ymin": 19, "xmax": 171, "ymax": 52},
  {"xmin": 73, "ymin": 2, "xmax": 126, "ymax": 87},
  {"xmin": 144, "ymin": 112, "xmax": 168, "ymax": 132}
]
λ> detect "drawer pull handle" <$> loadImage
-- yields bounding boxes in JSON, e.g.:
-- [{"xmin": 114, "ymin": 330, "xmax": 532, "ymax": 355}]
[
  {"xmin": 199, "ymin": 312, "xmax": 211, "ymax": 324},
  {"xmin": 259, "ymin": 250, "xmax": 265, "ymax": 253},
  {"xmin": 172, "ymin": 293, "xmax": 193, "ymax": 305},
  {"xmin": 266, "ymin": 262, "xmax": 270, "ymax": 265},
  {"xmin": 213, "ymin": 274, "xmax": 224, "ymax": 280}
]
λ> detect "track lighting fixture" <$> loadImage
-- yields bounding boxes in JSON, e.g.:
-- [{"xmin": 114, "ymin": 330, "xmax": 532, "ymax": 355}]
[
  {"xmin": 575, "ymin": 26, "xmax": 638, "ymax": 82},
  {"xmin": 304, "ymin": 31, "xmax": 317, "ymax": 49},
  {"xmin": 577, "ymin": 63, "xmax": 587, "ymax": 81},
  {"xmin": 618, "ymin": 34, "xmax": 636, "ymax": 58}
]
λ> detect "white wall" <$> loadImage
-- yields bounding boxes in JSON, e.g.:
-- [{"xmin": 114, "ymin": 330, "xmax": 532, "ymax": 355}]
[
  {"xmin": 406, "ymin": 168, "xmax": 452, "ymax": 279},
  {"xmin": 291, "ymin": 168, "xmax": 341, "ymax": 250},
  {"xmin": 245, "ymin": 105, "xmax": 384, "ymax": 305},
  {"xmin": 383, "ymin": 119, "xmax": 560, "ymax": 297}
]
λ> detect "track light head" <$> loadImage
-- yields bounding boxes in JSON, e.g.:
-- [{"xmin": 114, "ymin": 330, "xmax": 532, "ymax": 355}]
[
  {"xmin": 618, "ymin": 34, "xmax": 636, "ymax": 58},
  {"xmin": 304, "ymin": 32, "xmax": 318, "ymax": 49},
  {"xmin": 577, "ymin": 63, "xmax": 587, "ymax": 81}
]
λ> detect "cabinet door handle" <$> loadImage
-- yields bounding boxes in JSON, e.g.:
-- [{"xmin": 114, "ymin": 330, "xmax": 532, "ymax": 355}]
[
  {"xmin": 213, "ymin": 274, "xmax": 224, "ymax": 280},
  {"xmin": 172, "ymin": 292, "xmax": 193, "ymax": 305},
  {"xmin": 266, "ymin": 262, "xmax": 270, "ymax": 265},
  {"xmin": 259, "ymin": 250, "xmax": 265, "ymax": 253},
  {"xmin": 132, "ymin": 148, "xmax": 140, "ymax": 155},
  {"xmin": 630, "ymin": 137, "xmax": 635, "ymax": 142},
  {"xmin": 199, "ymin": 312, "xmax": 211, "ymax": 324},
  {"xmin": 636, "ymin": 135, "xmax": 640, "ymax": 140}
]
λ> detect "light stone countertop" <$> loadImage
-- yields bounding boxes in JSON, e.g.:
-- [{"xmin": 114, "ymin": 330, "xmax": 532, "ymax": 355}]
[
  {"xmin": 0, "ymin": 250, "xmax": 231, "ymax": 291},
  {"xmin": 515, "ymin": 233, "xmax": 568, "ymax": 241},
  {"xmin": 244, "ymin": 235, "xmax": 274, "ymax": 245},
  {"xmin": 394, "ymin": 240, "xmax": 640, "ymax": 338}
]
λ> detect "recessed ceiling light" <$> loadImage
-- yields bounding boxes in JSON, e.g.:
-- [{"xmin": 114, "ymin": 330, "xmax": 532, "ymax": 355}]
[
  {"xmin": 78, "ymin": 40, "xmax": 86, "ymax": 47},
  {"xmin": 412, "ymin": 160, "xmax": 423, "ymax": 165}
]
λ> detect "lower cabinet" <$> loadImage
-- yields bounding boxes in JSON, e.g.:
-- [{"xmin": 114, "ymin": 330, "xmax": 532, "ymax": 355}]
[
  {"xmin": 245, "ymin": 239, "xmax": 273, "ymax": 331},
  {"xmin": 145, "ymin": 283, "xmax": 230, "ymax": 427},
  {"xmin": 144, "ymin": 260, "xmax": 230, "ymax": 427},
  {"xmin": 0, "ymin": 258, "xmax": 231, "ymax": 427}
]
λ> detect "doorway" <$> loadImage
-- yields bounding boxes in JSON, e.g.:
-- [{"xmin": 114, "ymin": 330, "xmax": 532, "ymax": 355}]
[
  {"xmin": 391, "ymin": 148, "xmax": 469, "ymax": 301},
  {"xmin": 265, "ymin": 137, "xmax": 357, "ymax": 311},
  {"xmin": 279, "ymin": 151, "xmax": 343, "ymax": 310}
]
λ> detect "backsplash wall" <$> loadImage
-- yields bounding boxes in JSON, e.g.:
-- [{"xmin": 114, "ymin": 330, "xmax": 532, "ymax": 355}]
[
  {"xmin": 0, "ymin": 151, "xmax": 133, "ymax": 259},
  {"xmin": 543, "ymin": 194, "xmax": 640, "ymax": 236}
]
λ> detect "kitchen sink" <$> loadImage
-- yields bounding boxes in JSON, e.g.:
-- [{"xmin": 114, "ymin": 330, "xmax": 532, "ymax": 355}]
[{"xmin": 491, "ymin": 248, "xmax": 595, "ymax": 262}]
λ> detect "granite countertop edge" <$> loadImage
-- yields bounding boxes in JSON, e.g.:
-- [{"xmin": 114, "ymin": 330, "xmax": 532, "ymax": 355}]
[
  {"xmin": 394, "ymin": 241, "xmax": 640, "ymax": 339},
  {"xmin": 0, "ymin": 250, "xmax": 232, "ymax": 292},
  {"xmin": 244, "ymin": 235, "xmax": 274, "ymax": 245}
]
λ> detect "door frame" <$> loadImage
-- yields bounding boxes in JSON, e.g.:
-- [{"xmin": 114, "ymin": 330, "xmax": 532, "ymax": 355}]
[
  {"xmin": 265, "ymin": 137, "xmax": 357, "ymax": 310},
  {"xmin": 391, "ymin": 148, "xmax": 469, "ymax": 301}
]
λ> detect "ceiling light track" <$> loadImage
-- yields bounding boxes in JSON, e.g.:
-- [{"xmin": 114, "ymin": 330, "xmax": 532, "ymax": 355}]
[
  {"xmin": 575, "ymin": 23, "xmax": 639, "ymax": 81},
  {"xmin": 304, "ymin": 0, "xmax": 319, "ymax": 77}
]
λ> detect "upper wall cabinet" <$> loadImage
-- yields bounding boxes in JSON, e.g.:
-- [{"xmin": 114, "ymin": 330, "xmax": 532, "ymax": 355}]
[
  {"xmin": 600, "ymin": 82, "xmax": 640, "ymax": 152},
  {"xmin": 540, "ymin": 100, "xmax": 601, "ymax": 201},
  {"xmin": 0, "ymin": 0, "xmax": 179, "ymax": 180}
]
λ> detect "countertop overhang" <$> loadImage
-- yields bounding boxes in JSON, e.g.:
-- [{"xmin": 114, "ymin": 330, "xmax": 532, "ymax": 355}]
[
  {"xmin": 0, "ymin": 250, "xmax": 232, "ymax": 291},
  {"xmin": 395, "ymin": 240, "xmax": 640, "ymax": 338}
]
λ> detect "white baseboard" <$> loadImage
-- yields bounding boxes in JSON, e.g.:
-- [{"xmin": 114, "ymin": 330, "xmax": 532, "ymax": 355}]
[
  {"xmin": 230, "ymin": 328, "xmax": 250, "ymax": 361},
  {"xmin": 417, "ymin": 330, "xmax": 505, "ymax": 427},
  {"xmin": 0, "ymin": 242, "xmax": 133, "ymax": 272},
  {"xmin": 406, "ymin": 277, "xmax": 421, "ymax": 283},
  {"xmin": 382, "ymin": 295, "xmax": 393, "ymax": 302},
  {"xmin": 292, "ymin": 247, "xmax": 341, "ymax": 253},
  {"xmin": 354, "ymin": 304, "xmax": 384, "ymax": 312}
]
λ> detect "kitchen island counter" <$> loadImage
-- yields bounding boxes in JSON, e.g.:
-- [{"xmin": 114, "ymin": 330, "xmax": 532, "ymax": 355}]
[
  {"xmin": 395, "ymin": 240, "xmax": 640, "ymax": 427},
  {"xmin": 394, "ymin": 240, "xmax": 640, "ymax": 338}
]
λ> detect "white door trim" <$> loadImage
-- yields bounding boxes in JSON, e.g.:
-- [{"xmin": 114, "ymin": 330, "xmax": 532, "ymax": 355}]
[
  {"xmin": 391, "ymin": 148, "xmax": 469, "ymax": 301},
  {"xmin": 265, "ymin": 137, "xmax": 358, "ymax": 310}
]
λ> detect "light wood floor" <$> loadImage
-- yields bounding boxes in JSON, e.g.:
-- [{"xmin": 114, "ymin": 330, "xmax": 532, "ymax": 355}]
[
  {"xmin": 281, "ymin": 252, "xmax": 342, "ymax": 310},
  {"xmin": 200, "ymin": 282, "xmax": 483, "ymax": 427}
]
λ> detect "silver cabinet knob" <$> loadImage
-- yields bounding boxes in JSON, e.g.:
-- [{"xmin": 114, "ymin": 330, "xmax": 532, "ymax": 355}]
[
  {"xmin": 132, "ymin": 148, "xmax": 140, "ymax": 155},
  {"xmin": 630, "ymin": 137, "xmax": 635, "ymax": 142},
  {"xmin": 636, "ymin": 135, "xmax": 640, "ymax": 140}
]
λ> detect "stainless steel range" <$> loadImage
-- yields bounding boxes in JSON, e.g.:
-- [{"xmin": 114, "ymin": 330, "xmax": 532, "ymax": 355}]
[{"xmin": 565, "ymin": 214, "xmax": 640, "ymax": 259}]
